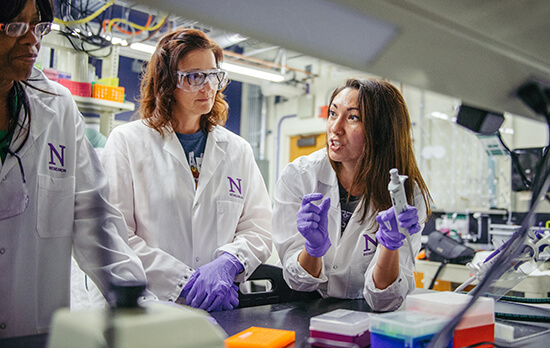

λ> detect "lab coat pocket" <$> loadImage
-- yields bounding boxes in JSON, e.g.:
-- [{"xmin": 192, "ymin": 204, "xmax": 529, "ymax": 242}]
[
  {"xmin": 37, "ymin": 174, "xmax": 75, "ymax": 238},
  {"xmin": 216, "ymin": 200, "xmax": 244, "ymax": 245}
]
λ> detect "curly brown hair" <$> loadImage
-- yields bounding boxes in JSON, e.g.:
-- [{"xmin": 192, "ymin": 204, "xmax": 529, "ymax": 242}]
[
  {"xmin": 327, "ymin": 78, "xmax": 432, "ymax": 225},
  {"xmin": 138, "ymin": 27, "xmax": 229, "ymax": 135}
]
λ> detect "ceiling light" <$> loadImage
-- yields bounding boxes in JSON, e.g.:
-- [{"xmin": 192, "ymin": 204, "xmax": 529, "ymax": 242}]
[
  {"xmin": 222, "ymin": 62, "xmax": 285, "ymax": 82},
  {"xmin": 430, "ymin": 112, "xmax": 449, "ymax": 120},
  {"xmin": 499, "ymin": 127, "xmax": 514, "ymax": 135},
  {"xmin": 129, "ymin": 42, "xmax": 156, "ymax": 54},
  {"xmin": 124, "ymin": 45, "xmax": 285, "ymax": 82},
  {"xmin": 110, "ymin": 36, "xmax": 128, "ymax": 46}
]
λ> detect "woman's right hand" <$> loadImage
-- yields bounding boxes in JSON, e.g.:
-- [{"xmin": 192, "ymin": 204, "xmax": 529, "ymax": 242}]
[{"xmin": 296, "ymin": 193, "xmax": 331, "ymax": 257}]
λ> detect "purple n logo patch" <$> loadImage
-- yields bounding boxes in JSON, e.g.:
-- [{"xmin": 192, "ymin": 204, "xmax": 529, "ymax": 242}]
[
  {"xmin": 228, "ymin": 177, "xmax": 242, "ymax": 194},
  {"xmin": 48, "ymin": 143, "xmax": 66, "ymax": 166},
  {"xmin": 227, "ymin": 177, "xmax": 244, "ymax": 199},
  {"xmin": 362, "ymin": 234, "xmax": 378, "ymax": 255}
]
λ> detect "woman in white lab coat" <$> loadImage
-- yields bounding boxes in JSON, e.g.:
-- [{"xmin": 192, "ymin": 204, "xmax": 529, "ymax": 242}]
[
  {"xmin": 273, "ymin": 78, "xmax": 432, "ymax": 311},
  {"xmin": 101, "ymin": 28, "xmax": 272, "ymax": 311},
  {"xmin": 0, "ymin": 0, "xmax": 151, "ymax": 339}
]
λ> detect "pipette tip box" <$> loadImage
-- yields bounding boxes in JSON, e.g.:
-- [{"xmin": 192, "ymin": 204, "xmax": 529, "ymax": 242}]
[
  {"xmin": 406, "ymin": 291, "xmax": 494, "ymax": 348},
  {"xmin": 369, "ymin": 310, "xmax": 452, "ymax": 348},
  {"xmin": 224, "ymin": 326, "xmax": 295, "ymax": 348},
  {"xmin": 309, "ymin": 309, "xmax": 371, "ymax": 347}
]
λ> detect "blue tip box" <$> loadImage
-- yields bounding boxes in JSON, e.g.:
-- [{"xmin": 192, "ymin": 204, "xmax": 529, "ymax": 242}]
[{"xmin": 369, "ymin": 311, "xmax": 452, "ymax": 348}]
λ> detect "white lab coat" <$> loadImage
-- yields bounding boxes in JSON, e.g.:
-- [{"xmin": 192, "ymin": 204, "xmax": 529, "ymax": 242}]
[
  {"xmin": 273, "ymin": 149, "xmax": 426, "ymax": 311},
  {"xmin": 101, "ymin": 120, "xmax": 272, "ymax": 302},
  {"xmin": 0, "ymin": 69, "xmax": 149, "ymax": 338}
]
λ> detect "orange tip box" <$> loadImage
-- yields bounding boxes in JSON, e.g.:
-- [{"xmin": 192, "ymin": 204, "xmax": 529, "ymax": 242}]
[
  {"xmin": 224, "ymin": 326, "xmax": 295, "ymax": 348},
  {"xmin": 92, "ymin": 83, "xmax": 125, "ymax": 103}
]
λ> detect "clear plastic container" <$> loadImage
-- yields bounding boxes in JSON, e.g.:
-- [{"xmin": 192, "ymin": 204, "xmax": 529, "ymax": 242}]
[
  {"xmin": 369, "ymin": 311, "xmax": 451, "ymax": 348},
  {"xmin": 309, "ymin": 309, "xmax": 370, "ymax": 347},
  {"xmin": 406, "ymin": 291, "xmax": 494, "ymax": 330}
]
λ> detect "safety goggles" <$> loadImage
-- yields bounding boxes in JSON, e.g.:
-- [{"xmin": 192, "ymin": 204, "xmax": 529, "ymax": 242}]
[
  {"xmin": 0, "ymin": 21, "xmax": 52, "ymax": 38},
  {"xmin": 0, "ymin": 150, "xmax": 29, "ymax": 221},
  {"xmin": 176, "ymin": 69, "xmax": 228, "ymax": 92}
]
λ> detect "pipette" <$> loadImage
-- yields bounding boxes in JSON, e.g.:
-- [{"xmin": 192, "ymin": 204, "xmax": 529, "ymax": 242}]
[
  {"xmin": 455, "ymin": 226, "xmax": 550, "ymax": 293},
  {"xmin": 388, "ymin": 168, "xmax": 416, "ymax": 265}
]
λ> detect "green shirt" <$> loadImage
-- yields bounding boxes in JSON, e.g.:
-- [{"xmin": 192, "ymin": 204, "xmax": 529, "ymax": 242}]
[
  {"xmin": 0, "ymin": 130, "xmax": 10, "ymax": 164},
  {"xmin": 2, "ymin": 86, "xmax": 19, "ymax": 163}
]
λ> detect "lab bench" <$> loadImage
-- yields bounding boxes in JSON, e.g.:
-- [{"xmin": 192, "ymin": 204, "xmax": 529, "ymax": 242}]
[
  {"xmin": 211, "ymin": 297, "xmax": 371, "ymax": 347},
  {"xmin": 415, "ymin": 259, "xmax": 550, "ymax": 298},
  {"xmin": 212, "ymin": 294, "xmax": 550, "ymax": 347},
  {"xmin": 4, "ymin": 293, "xmax": 550, "ymax": 347}
]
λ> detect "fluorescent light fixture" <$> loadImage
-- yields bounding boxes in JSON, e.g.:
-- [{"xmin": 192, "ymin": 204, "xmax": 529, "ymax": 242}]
[
  {"xmin": 499, "ymin": 127, "xmax": 514, "ymax": 135},
  {"xmin": 124, "ymin": 44, "xmax": 284, "ymax": 82},
  {"xmin": 430, "ymin": 112, "xmax": 449, "ymax": 120},
  {"xmin": 222, "ymin": 62, "xmax": 285, "ymax": 82},
  {"xmin": 110, "ymin": 36, "xmax": 128, "ymax": 46},
  {"xmin": 130, "ymin": 42, "xmax": 156, "ymax": 54}
]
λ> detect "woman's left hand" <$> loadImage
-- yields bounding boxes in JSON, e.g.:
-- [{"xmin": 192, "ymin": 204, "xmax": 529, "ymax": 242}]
[{"xmin": 180, "ymin": 253, "xmax": 242, "ymax": 311}]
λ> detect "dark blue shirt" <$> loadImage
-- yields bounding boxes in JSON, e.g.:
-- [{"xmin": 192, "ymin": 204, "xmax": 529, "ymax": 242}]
[{"xmin": 176, "ymin": 130, "xmax": 207, "ymax": 188}]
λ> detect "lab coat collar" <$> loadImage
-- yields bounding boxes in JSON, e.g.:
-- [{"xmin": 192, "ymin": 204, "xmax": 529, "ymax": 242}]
[
  {"xmin": 317, "ymin": 149, "xmax": 338, "ymax": 188},
  {"xmin": 162, "ymin": 131, "xmax": 189, "ymax": 170},
  {"xmin": 2, "ymin": 80, "xmax": 56, "ymax": 175},
  {"xmin": 28, "ymin": 91, "xmax": 56, "ymax": 145},
  {"xmin": 26, "ymin": 69, "xmax": 57, "ymax": 149}
]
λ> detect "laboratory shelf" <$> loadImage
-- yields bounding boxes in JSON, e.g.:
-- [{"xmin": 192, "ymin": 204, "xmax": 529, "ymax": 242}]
[{"xmin": 73, "ymin": 96, "xmax": 135, "ymax": 136}]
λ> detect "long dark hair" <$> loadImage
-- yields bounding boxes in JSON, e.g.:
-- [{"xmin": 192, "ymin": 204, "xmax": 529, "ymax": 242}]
[
  {"xmin": 138, "ymin": 27, "xmax": 229, "ymax": 135},
  {"xmin": 328, "ymin": 78, "xmax": 432, "ymax": 226},
  {"xmin": 1, "ymin": 0, "xmax": 54, "ymax": 154}
]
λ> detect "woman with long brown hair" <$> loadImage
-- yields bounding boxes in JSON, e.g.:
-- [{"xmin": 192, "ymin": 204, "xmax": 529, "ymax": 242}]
[
  {"xmin": 273, "ymin": 78, "xmax": 432, "ymax": 311},
  {"xmin": 101, "ymin": 27, "xmax": 272, "ymax": 312}
]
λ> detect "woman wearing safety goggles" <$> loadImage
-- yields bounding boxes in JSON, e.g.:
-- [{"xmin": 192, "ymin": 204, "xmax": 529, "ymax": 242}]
[{"xmin": 101, "ymin": 27, "xmax": 272, "ymax": 312}]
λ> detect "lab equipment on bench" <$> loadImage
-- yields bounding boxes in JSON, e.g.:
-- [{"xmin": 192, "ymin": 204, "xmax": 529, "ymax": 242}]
[
  {"xmin": 48, "ymin": 283, "xmax": 226, "ymax": 348},
  {"xmin": 454, "ymin": 225, "xmax": 550, "ymax": 296},
  {"xmin": 309, "ymin": 309, "xmax": 371, "ymax": 347},
  {"xmin": 388, "ymin": 168, "xmax": 416, "ymax": 265},
  {"xmin": 425, "ymin": 230, "xmax": 475, "ymax": 266},
  {"xmin": 48, "ymin": 302, "xmax": 226, "ymax": 348}
]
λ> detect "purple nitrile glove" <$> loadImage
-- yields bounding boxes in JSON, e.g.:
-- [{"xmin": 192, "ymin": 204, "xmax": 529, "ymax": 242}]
[
  {"xmin": 296, "ymin": 193, "xmax": 331, "ymax": 257},
  {"xmin": 180, "ymin": 252, "xmax": 243, "ymax": 312},
  {"xmin": 375, "ymin": 205, "xmax": 420, "ymax": 250}
]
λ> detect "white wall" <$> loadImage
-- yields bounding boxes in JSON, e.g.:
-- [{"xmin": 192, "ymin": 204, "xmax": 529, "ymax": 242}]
[{"xmin": 262, "ymin": 62, "xmax": 377, "ymax": 195}]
